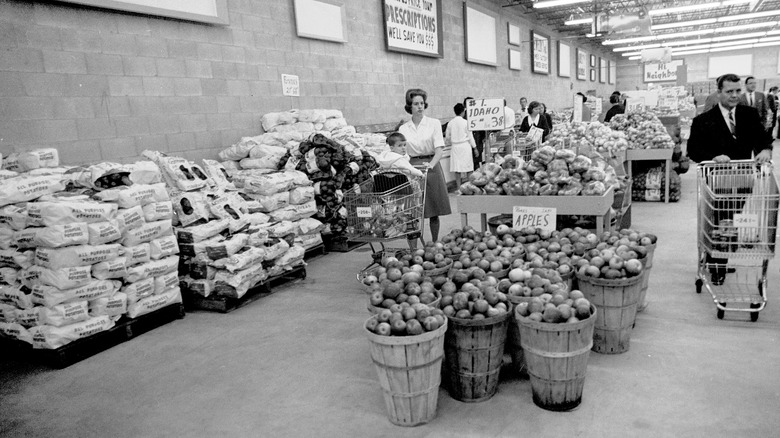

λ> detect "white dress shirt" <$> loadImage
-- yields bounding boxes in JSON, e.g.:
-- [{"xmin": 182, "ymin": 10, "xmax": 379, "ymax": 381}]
[
  {"xmin": 747, "ymin": 92, "xmax": 755, "ymax": 107},
  {"xmin": 718, "ymin": 103, "xmax": 736, "ymax": 133},
  {"xmin": 398, "ymin": 116, "xmax": 445, "ymax": 157}
]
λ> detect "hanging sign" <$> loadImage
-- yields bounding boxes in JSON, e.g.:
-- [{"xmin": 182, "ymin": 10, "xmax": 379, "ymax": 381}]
[
  {"xmin": 383, "ymin": 0, "xmax": 443, "ymax": 58},
  {"xmin": 465, "ymin": 99, "xmax": 505, "ymax": 131},
  {"xmin": 513, "ymin": 206, "xmax": 556, "ymax": 232},
  {"xmin": 281, "ymin": 74, "xmax": 300, "ymax": 96},
  {"xmin": 643, "ymin": 60, "xmax": 684, "ymax": 83}
]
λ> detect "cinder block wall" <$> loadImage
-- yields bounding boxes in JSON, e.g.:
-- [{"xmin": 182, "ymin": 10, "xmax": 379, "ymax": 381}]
[{"xmin": 0, "ymin": 0, "xmax": 618, "ymax": 165}]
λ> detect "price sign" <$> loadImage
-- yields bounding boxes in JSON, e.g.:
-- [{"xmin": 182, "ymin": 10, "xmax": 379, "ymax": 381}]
[
  {"xmin": 281, "ymin": 74, "xmax": 299, "ymax": 97},
  {"xmin": 466, "ymin": 99, "xmax": 505, "ymax": 131},
  {"xmin": 512, "ymin": 206, "xmax": 556, "ymax": 232},
  {"xmin": 572, "ymin": 95, "xmax": 583, "ymax": 122},
  {"xmin": 626, "ymin": 97, "xmax": 645, "ymax": 113},
  {"xmin": 356, "ymin": 207, "xmax": 372, "ymax": 218},
  {"xmin": 594, "ymin": 98, "xmax": 603, "ymax": 117},
  {"xmin": 733, "ymin": 213, "xmax": 759, "ymax": 228},
  {"xmin": 658, "ymin": 96, "xmax": 678, "ymax": 109},
  {"xmin": 527, "ymin": 126, "xmax": 544, "ymax": 144}
]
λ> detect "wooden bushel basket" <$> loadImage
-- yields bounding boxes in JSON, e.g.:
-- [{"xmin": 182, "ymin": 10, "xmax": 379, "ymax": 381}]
[
  {"xmin": 444, "ymin": 310, "xmax": 511, "ymax": 402},
  {"xmin": 576, "ymin": 273, "xmax": 642, "ymax": 354},
  {"xmin": 506, "ymin": 295, "xmax": 532, "ymax": 375},
  {"xmin": 365, "ymin": 316, "xmax": 448, "ymax": 427},
  {"xmin": 515, "ymin": 304, "xmax": 596, "ymax": 411},
  {"xmin": 637, "ymin": 243, "xmax": 656, "ymax": 313}
]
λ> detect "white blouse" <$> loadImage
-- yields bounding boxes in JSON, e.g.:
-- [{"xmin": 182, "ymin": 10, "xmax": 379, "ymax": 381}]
[
  {"xmin": 398, "ymin": 116, "xmax": 445, "ymax": 157},
  {"xmin": 445, "ymin": 116, "xmax": 476, "ymax": 147}
]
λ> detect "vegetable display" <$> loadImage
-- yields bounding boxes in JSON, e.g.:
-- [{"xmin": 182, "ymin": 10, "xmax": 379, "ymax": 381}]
[
  {"xmin": 609, "ymin": 111, "xmax": 675, "ymax": 149},
  {"xmin": 544, "ymin": 122, "xmax": 629, "ymax": 157}
]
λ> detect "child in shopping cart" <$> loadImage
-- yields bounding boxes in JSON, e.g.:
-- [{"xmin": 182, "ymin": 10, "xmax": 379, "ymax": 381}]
[{"xmin": 373, "ymin": 132, "xmax": 424, "ymax": 249}]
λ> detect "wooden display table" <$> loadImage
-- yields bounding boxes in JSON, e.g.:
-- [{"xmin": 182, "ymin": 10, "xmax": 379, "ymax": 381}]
[
  {"xmin": 457, "ymin": 186, "xmax": 615, "ymax": 234},
  {"xmin": 626, "ymin": 148, "xmax": 673, "ymax": 203}
]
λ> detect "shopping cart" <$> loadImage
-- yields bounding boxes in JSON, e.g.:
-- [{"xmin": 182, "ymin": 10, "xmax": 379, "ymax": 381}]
[
  {"xmin": 695, "ymin": 160, "xmax": 779, "ymax": 321},
  {"xmin": 344, "ymin": 166, "xmax": 427, "ymax": 272}
]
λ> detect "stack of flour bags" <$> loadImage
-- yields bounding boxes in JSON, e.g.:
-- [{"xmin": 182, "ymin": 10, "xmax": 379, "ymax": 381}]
[{"xmin": 0, "ymin": 151, "xmax": 182, "ymax": 349}]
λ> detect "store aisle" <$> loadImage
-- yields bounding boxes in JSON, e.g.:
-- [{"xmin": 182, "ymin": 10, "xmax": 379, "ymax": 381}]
[{"xmin": 1, "ymin": 162, "xmax": 779, "ymax": 438}]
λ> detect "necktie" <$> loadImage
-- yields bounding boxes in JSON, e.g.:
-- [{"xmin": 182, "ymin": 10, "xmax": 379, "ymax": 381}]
[
  {"xmin": 728, "ymin": 109, "xmax": 736, "ymax": 137},
  {"xmin": 749, "ymin": 93, "xmax": 754, "ymax": 107}
]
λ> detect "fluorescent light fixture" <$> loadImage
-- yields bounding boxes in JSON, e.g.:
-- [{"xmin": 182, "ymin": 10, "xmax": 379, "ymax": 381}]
[
  {"xmin": 717, "ymin": 10, "xmax": 780, "ymax": 21},
  {"xmin": 628, "ymin": 56, "xmax": 641, "ymax": 60},
  {"xmin": 534, "ymin": 0, "xmax": 589, "ymax": 9},
  {"xmin": 713, "ymin": 22, "xmax": 779, "ymax": 32},
  {"xmin": 603, "ymin": 36, "xmax": 656, "ymax": 45},
  {"xmin": 665, "ymin": 38, "xmax": 714, "ymax": 46},
  {"xmin": 712, "ymin": 31, "xmax": 769, "ymax": 41},
  {"xmin": 565, "ymin": 17, "xmax": 593, "ymax": 26},
  {"xmin": 585, "ymin": 33, "xmax": 596, "ymax": 38},
  {"xmin": 652, "ymin": 18, "xmax": 717, "ymax": 31},
  {"xmin": 620, "ymin": 52, "xmax": 642, "ymax": 57},
  {"xmin": 759, "ymin": 36, "xmax": 780, "ymax": 42},
  {"xmin": 709, "ymin": 43, "xmax": 756, "ymax": 52},
  {"xmin": 767, "ymin": 30, "xmax": 780, "ymax": 35},
  {"xmin": 673, "ymin": 49, "xmax": 711, "ymax": 55},
  {"xmin": 671, "ymin": 43, "xmax": 712, "ymax": 51},
  {"xmin": 657, "ymin": 29, "xmax": 716, "ymax": 39},
  {"xmin": 721, "ymin": 0, "xmax": 751, "ymax": 5},
  {"xmin": 649, "ymin": 0, "xmax": 750, "ymax": 15},
  {"xmin": 613, "ymin": 43, "xmax": 661, "ymax": 52},
  {"xmin": 754, "ymin": 41, "xmax": 780, "ymax": 48}
]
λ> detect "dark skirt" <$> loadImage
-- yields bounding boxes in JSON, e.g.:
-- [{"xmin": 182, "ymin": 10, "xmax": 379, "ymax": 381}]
[{"xmin": 409, "ymin": 157, "xmax": 452, "ymax": 218}]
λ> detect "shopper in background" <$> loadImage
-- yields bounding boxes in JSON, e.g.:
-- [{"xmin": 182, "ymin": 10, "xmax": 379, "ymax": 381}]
[
  {"xmin": 573, "ymin": 92, "xmax": 591, "ymax": 122},
  {"xmin": 519, "ymin": 101, "xmax": 551, "ymax": 142},
  {"xmin": 686, "ymin": 73, "xmax": 773, "ymax": 285},
  {"xmin": 540, "ymin": 103, "xmax": 553, "ymax": 132},
  {"xmin": 516, "ymin": 97, "xmax": 529, "ymax": 125},
  {"xmin": 767, "ymin": 86, "xmax": 778, "ymax": 138},
  {"xmin": 446, "ymin": 103, "xmax": 476, "ymax": 187},
  {"xmin": 703, "ymin": 76, "xmax": 722, "ymax": 112},
  {"xmin": 604, "ymin": 93, "xmax": 625, "ymax": 123},
  {"xmin": 463, "ymin": 96, "xmax": 486, "ymax": 169},
  {"xmin": 739, "ymin": 76, "xmax": 772, "ymax": 133},
  {"xmin": 398, "ymin": 88, "xmax": 452, "ymax": 243}
]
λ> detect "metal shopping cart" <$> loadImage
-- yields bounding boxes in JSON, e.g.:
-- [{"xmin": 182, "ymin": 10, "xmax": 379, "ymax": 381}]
[
  {"xmin": 695, "ymin": 160, "xmax": 779, "ymax": 321},
  {"xmin": 344, "ymin": 166, "xmax": 427, "ymax": 273}
]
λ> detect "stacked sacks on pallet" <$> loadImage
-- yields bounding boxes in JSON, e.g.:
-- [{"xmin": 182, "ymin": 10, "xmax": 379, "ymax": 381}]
[{"xmin": 0, "ymin": 156, "xmax": 182, "ymax": 350}]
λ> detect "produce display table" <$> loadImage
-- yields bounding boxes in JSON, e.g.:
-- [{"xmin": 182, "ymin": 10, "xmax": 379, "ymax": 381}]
[
  {"xmin": 626, "ymin": 149, "xmax": 673, "ymax": 203},
  {"xmin": 457, "ymin": 186, "xmax": 615, "ymax": 234}
]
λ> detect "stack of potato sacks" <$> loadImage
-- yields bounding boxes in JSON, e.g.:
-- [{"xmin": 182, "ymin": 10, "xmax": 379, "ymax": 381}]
[
  {"xmin": 0, "ymin": 149, "xmax": 182, "ymax": 349},
  {"xmin": 143, "ymin": 150, "xmax": 315, "ymax": 301}
]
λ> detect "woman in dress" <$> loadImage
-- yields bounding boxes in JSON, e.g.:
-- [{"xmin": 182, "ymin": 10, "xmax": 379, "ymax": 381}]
[
  {"xmin": 445, "ymin": 102, "xmax": 476, "ymax": 187},
  {"xmin": 519, "ymin": 101, "xmax": 551, "ymax": 142},
  {"xmin": 398, "ymin": 88, "xmax": 452, "ymax": 243}
]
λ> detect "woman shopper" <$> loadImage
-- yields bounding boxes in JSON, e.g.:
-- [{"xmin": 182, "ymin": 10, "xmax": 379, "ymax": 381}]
[
  {"xmin": 446, "ymin": 103, "xmax": 477, "ymax": 186},
  {"xmin": 519, "ymin": 101, "xmax": 551, "ymax": 142},
  {"xmin": 398, "ymin": 88, "xmax": 452, "ymax": 242}
]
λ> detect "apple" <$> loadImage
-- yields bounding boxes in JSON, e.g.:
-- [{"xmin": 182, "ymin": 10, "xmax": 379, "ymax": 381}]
[{"xmin": 376, "ymin": 322, "xmax": 392, "ymax": 336}]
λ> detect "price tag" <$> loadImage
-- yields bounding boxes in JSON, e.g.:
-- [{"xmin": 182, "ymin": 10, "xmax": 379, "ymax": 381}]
[
  {"xmin": 512, "ymin": 206, "xmax": 556, "ymax": 232},
  {"xmin": 356, "ymin": 207, "xmax": 372, "ymax": 218},
  {"xmin": 733, "ymin": 213, "xmax": 759, "ymax": 228},
  {"xmin": 626, "ymin": 97, "xmax": 645, "ymax": 113},
  {"xmin": 466, "ymin": 98, "xmax": 505, "ymax": 131},
  {"xmin": 489, "ymin": 147, "xmax": 499, "ymax": 154},
  {"xmin": 281, "ymin": 74, "xmax": 299, "ymax": 97}
]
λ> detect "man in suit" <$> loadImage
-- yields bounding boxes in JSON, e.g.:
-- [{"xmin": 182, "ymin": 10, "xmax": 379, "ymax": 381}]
[
  {"xmin": 688, "ymin": 74, "xmax": 773, "ymax": 285},
  {"xmin": 768, "ymin": 86, "xmax": 779, "ymax": 138},
  {"xmin": 739, "ymin": 76, "xmax": 773, "ymax": 133}
]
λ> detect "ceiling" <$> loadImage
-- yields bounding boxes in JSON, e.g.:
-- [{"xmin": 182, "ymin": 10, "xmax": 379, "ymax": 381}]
[{"xmin": 502, "ymin": 0, "xmax": 780, "ymax": 57}]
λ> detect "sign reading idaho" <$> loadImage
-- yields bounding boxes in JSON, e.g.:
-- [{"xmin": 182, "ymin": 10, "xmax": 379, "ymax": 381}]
[
  {"xmin": 465, "ymin": 99, "xmax": 505, "ymax": 131},
  {"xmin": 513, "ymin": 206, "xmax": 556, "ymax": 232}
]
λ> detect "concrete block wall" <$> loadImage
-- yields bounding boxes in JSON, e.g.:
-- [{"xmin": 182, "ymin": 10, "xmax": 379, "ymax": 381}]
[
  {"xmin": 617, "ymin": 46, "xmax": 780, "ymax": 92},
  {"xmin": 0, "ymin": 0, "xmax": 618, "ymax": 166}
]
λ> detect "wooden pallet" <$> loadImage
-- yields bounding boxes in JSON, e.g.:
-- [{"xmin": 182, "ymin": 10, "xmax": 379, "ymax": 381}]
[
  {"xmin": 303, "ymin": 243, "xmax": 326, "ymax": 261},
  {"xmin": 1, "ymin": 303, "xmax": 185, "ymax": 369},
  {"xmin": 184, "ymin": 264, "xmax": 307, "ymax": 313}
]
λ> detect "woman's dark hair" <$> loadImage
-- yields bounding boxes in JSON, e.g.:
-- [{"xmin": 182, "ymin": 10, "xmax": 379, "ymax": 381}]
[
  {"xmin": 576, "ymin": 92, "xmax": 587, "ymax": 102},
  {"xmin": 453, "ymin": 103, "xmax": 465, "ymax": 115},
  {"xmin": 404, "ymin": 88, "xmax": 429, "ymax": 114},
  {"xmin": 610, "ymin": 94, "xmax": 621, "ymax": 104},
  {"xmin": 718, "ymin": 74, "xmax": 741, "ymax": 90},
  {"xmin": 527, "ymin": 101, "xmax": 542, "ymax": 113}
]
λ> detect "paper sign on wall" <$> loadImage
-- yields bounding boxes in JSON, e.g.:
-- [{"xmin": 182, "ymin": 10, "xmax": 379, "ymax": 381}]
[
  {"xmin": 513, "ymin": 206, "xmax": 556, "ymax": 232},
  {"xmin": 465, "ymin": 99, "xmax": 505, "ymax": 131},
  {"xmin": 281, "ymin": 74, "xmax": 300, "ymax": 96}
]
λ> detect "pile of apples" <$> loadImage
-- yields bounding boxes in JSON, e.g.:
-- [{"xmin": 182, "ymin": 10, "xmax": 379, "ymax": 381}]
[
  {"xmin": 515, "ymin": 289, "xmax": 594, "ymax": 323},
  {"xmin": 366, "ymin": 304, "xmax": 446, "ymax": 336},
  {"xmin": 499, "ymin": 266, "xmax": 569, "ymax": 299},
  {"xmin": 574, "ymin": 229, "xmax": 656, "ymax": 280},
  {"xmin": 439, "ymin": 273, "xmax": 511, "ymax": 320},
  {"xmin": 363, "ymin": 256, "xmax": 443, "ymax": 310}
]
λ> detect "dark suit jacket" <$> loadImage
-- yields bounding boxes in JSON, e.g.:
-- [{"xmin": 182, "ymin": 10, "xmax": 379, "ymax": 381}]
[
  {"xmin": 739, "ymin": 91, "xmax": 771, "ymax": 127},
  {"xmin": 519, "ymin": 114, "xmax": 551, "ymax": 142},
  {"xmin": 687, "ymin": 104, "xmax": 772, "ymax": 163}
]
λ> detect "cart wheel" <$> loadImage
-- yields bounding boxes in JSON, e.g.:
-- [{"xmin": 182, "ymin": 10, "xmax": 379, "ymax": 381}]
[
  {"xmin": 750, "ymin": 303, "xmax": 760, "ymax": 322},
  {"xmin": 695, "ymin": 279, "xmax": 703, "ymax": 294},
  {"xmin": 717, "ymin": 308, "xmax": 725, "ymax": 319}
]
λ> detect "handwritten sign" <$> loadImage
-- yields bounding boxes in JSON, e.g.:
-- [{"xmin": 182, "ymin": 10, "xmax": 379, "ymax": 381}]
[
  {"xmin": 643, "ymin": 60, "xmax": 684, "ymax": 83},
  {"xmin": 532, "ymin": 32, "xmax": 550, "ymax": 74},
  {"xmin": 734, "ymin": 213, "xmax": 759, "ymax": 229},
  {"xmin": 465, "ymin": 99, "xmax": 505, "ymax": 131},
  {"xmin": 626, "ymin": 97, "xmax": 645, "ymax": 113},
  {"xmin": 281, "ymin": 74, "xmax": 300, "ymax": 96},
  {"xmin": 657, "ymin": 96, "xmax": 678, "ymax": 109},
  {"xmin": 383, "ymin": 0, "xmax": 441, "ymax": 58},
  {"xmin": 513, "ymin": 206, "xmax": 556, "ymax": 232},
  {"xmin": 356, "ymin": 206, "xmax": 372, "ymax": 218}
]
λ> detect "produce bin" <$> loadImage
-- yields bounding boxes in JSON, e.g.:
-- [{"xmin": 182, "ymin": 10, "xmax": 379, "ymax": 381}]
[
  {"xmin": 576, "ymin": 274, "xmax": 642, "ymax": 354},
  {"xmin": 506, "ymin": 295, "xmax": 531, "ymax": 375},
  {"xmin": 444, "ymin": 311, "xmax": 511, "ymax": 402},
  {"xmin": 365, "ymin": 315, "xmax": 448, "ymax": 426},
  {"xmin": 487, "ymin": 214, "xmax": 514, "ymax": 235},
  {"xmin": 515, "ymin": 304, "xmax": 596, "ymax": 411}
]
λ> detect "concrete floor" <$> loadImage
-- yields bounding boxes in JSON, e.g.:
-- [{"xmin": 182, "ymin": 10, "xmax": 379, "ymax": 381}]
[{"xmin": 2, "ymin": 162, "xmax": 780, "ymax": 438}]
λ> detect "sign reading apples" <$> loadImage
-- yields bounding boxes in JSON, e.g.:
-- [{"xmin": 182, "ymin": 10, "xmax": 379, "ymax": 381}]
[{"xmin": 512, "ymin": 206, "xmax": 556, "ymax": 232}]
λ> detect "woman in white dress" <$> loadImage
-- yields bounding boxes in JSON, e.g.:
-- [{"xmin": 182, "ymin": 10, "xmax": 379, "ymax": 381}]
[{"xmin": 445, "ymin": 103, "xmax": 476, "ymax": 186}]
